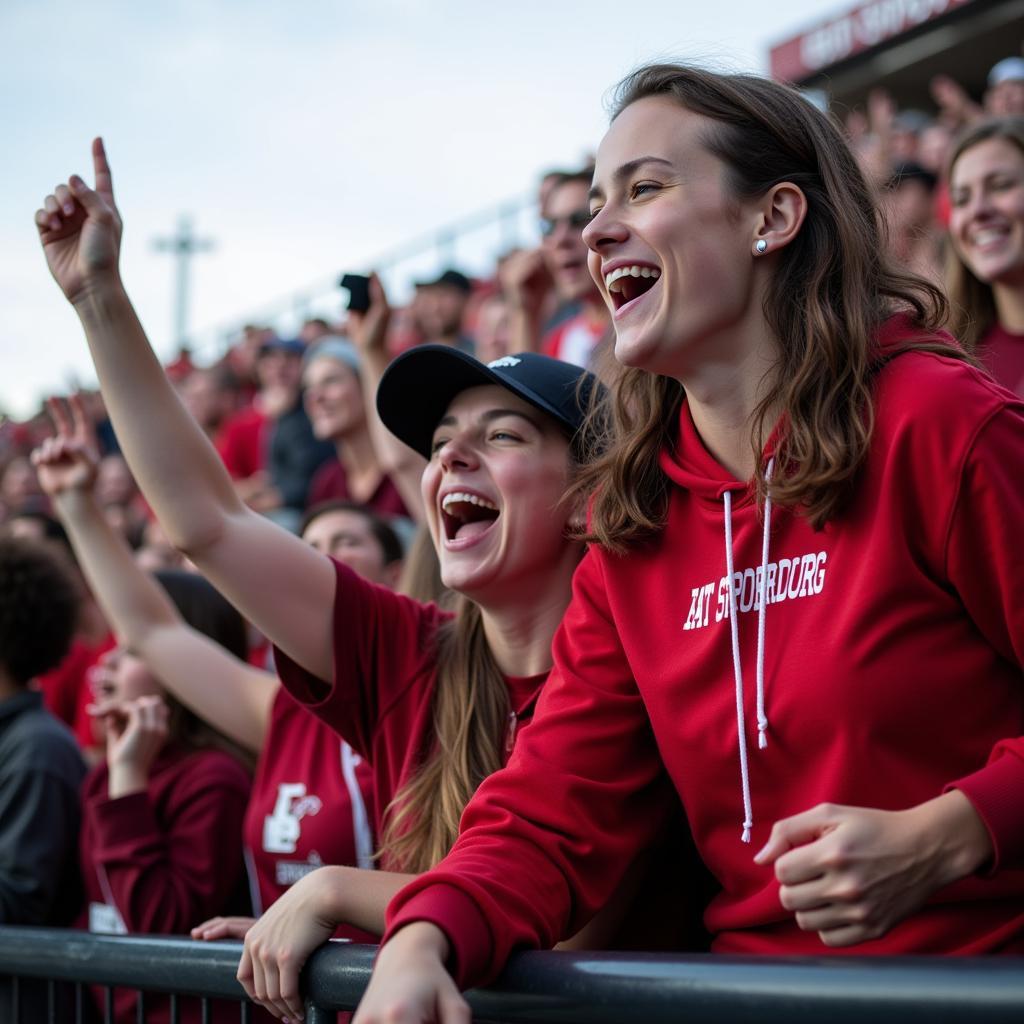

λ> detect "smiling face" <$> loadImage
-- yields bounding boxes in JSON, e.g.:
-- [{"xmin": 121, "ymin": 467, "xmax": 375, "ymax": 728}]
[
  {"xmin": 303, "ymin": 356, "xmax": 366, "ymax": 441},
  {"xmin": 583, "ymin": 96, "xmax": 764, "ymax": 379},
  {"xmin": 421, "ymin": 385, "xmax": 578, "ymax": 601},
  {"xmin": 949, "ymin": 136, "xmax": 1024, "ymax": 289},
  {"xmin": 542, "ymin": 179, "xmax": 600, "ymax": 303}
]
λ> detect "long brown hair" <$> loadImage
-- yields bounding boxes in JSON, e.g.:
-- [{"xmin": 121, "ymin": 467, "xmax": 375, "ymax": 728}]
[
  {"xmin": 946, "ymin": 117, "xmax": 1024, "ymax": 349},
  {"xmin": 573, "ymin": 64, "xmax": 959, "ymax": 549},
  {"xmin": 379, "ymin": 597, "xmax": 510, "ymax": 872},
  {"xmin": 379, "ymin": 408, "xmax": 596, "ymax": 872}
]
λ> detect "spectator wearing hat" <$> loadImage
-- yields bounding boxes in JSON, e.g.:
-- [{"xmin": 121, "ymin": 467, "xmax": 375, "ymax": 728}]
[
  {"xmin": 413, "ymin": 269, "xmax": 476, "ymax": 353},
  {"xmin": 987, "ymin": 57, "xmax": 1024, "ymax": 117},
  {"xmin": 302, "ymin": 335, "xmax": 411, "ymax": 519}
]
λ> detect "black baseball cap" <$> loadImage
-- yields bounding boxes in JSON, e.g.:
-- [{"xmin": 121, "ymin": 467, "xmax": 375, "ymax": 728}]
[
  {"xmin": 376, "ymin": 345, "xmax": 600, "ymax": 459},
  {"xmin": 414, "ymin": 269, "xmax": 473, "ymax": 293}
]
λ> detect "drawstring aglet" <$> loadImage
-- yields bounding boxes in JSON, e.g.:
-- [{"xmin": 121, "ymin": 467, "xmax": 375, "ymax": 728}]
[
  {"xmin": 758, "ymin": 724, "xmax": 768, "ymax": 750},
  {"xmin": 741, "ymin": 823, "xmax": 752, "ymax": 844}
]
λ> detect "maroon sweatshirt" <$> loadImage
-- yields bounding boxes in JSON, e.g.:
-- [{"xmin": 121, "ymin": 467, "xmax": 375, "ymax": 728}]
[
  {"xmin": 385, "ymin": 317, "xmax": 1024, "ymax": 985},
  {"xmin": 79, "ymin": 744, "xmax": 250, "ymax": 1023}
]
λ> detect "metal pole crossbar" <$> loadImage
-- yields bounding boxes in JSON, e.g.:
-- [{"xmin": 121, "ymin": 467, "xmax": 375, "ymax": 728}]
[{"xmin": 2, "ymin": 927, "xmax": 1023, "ymax": 1023}]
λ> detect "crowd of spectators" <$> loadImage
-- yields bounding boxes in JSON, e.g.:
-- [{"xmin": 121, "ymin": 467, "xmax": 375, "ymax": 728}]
[{"xmin": 1, "ymin": 50, "xmax": 1024, "ymax": 1021}]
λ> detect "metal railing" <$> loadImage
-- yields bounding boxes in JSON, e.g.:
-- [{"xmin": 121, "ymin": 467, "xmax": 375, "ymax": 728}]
[{"xmin": 2, "ymin": 926, "xmax": 1024, "ymax": 1023}]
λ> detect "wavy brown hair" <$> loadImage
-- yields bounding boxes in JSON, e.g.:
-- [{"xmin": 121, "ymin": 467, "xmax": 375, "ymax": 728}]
[
  {"xmin": 572, "ymin": 64, "xmax": 961, "ymax": 549},
  {"xmin": 946, "ymin": 117, "xmax": 1024, "ymax": 349}
]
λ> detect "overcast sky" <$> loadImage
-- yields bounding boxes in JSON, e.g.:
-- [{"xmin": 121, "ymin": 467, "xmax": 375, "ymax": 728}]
[{"xmin": 1, "ymin": 0, "xmax": 833, "ymax": 419}]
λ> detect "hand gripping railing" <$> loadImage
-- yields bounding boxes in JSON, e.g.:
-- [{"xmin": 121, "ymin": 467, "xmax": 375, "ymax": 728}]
[{"xmin": 1, "ymin": 926, "xmax": 1024, "ymax": 1023}]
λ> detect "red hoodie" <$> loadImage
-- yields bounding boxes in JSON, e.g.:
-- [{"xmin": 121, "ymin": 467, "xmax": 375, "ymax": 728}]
[{"xmin": 385, "ymin": 318, "xmax": 1024, "ymax": 985}]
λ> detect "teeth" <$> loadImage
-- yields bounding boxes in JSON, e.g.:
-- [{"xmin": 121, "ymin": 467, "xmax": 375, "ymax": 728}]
[
  {"xmin": 442, "ymin": 491, "xmax": 498, "ymax": 512},
  {"xmin": 604, "ymin": 265, "xmax": 660, "ymax": 293},
  {"xmin": 972, "ymin": 228, "xmax": 1007, "ymax": 246}
]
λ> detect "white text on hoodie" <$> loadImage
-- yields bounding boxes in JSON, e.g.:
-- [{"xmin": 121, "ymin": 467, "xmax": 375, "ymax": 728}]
[{"xmin": 683, "ymin": 551, "xmax": 828, "ymax": 631}]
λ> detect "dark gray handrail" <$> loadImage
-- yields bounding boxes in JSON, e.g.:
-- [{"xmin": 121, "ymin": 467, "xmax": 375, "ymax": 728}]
[{"xmin": 1, "ymin": 927, "xmax": 1023, "ymax": 1022}]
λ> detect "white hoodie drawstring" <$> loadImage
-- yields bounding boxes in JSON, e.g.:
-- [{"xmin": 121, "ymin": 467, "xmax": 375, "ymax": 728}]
[
  {"xmin": 756, "ymin": 458, "xmax": 775, "ymax": 750},
  {"xmin": 723, "ymin": 457, "xmax": 775, "ymax": 843}
]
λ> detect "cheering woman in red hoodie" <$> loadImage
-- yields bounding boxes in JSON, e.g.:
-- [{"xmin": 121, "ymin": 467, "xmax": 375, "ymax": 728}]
[{"xmin": 351, "ymin": 64, "xmax": 1024, "ymax": 1023}]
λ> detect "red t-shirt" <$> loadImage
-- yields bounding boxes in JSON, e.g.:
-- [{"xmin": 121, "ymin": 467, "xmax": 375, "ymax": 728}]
[
  {"xmin": 243, "ymin": 687, "xmax": 376, "ymax": 941},
  {"xmin": 273, "ymin": 560, "xmax": 547, "ymax": 870},
  {"xmin": 978, "ymin": 322, "xmax": 1024, "ymax": 399},
  {"xmin": 216, "ymin": 406, "xmax": 269, "ymax": 480}
]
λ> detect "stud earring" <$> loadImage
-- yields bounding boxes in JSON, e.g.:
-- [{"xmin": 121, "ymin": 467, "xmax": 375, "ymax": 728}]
[{"xmin": 755, "ymin": 239, "xmax": 768, "ymax": 255}]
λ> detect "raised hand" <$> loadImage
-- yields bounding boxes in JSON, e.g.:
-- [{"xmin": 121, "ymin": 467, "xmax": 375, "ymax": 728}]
[
  {"xmin": 90, "ymin": 692, "xmax": 170, "ymax": 797},
  {"xmin": 348, "ymin": 272, "xmax": 392, "ymax": 357},
  {"xmin": 35, "ymin": 137, "xmax": 123, "ymax": 305},
  {"xmin": 31, "ymin": 394, "xmax": 101, "ymax": 497},
  {"xmin": 500, "ymin": 247, "xmax": 552, "ymax": 320}
]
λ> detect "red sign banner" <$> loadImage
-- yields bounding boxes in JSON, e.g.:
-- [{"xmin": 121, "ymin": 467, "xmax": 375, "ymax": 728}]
[{"xmin": 770, "ymin": 0, "xmax": 976, "ymax": 82}]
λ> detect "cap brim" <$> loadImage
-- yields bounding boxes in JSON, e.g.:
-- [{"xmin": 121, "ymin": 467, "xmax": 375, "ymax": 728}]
[{"xmin": 376, "ymin": 345, "xmax": 582, "ymax": 459}]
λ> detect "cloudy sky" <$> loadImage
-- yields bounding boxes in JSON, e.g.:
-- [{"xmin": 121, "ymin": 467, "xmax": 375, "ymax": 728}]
[{"xmin": 1, "ymin": 0, "xmax": 832, "ymax": 419}]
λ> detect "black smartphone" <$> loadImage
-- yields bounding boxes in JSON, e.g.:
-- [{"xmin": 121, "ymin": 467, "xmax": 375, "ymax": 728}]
[{"xmin": 339, "ymin": 273, "xmax": 371, "ymax": 314}]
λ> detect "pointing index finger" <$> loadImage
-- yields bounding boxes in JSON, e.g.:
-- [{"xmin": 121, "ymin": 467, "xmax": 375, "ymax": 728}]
[{"xmin": 92, "ymin": 137, "xmax": 115, "ymax": 204}]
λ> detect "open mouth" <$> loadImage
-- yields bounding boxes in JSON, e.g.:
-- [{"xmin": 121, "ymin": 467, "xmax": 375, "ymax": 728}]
[
  {"xmin": 604, "ymin": 265, "xmax": 660, "ymax": 311},
  {"xmin": 441, "ymin": 491, "xmax": 500, "ymax": 542}
]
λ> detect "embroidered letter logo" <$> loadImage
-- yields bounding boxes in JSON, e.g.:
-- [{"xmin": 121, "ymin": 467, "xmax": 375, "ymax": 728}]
[
  {"xmin": 488, "ymin": 356, "xmax": 522, "ymax": 369},
  {"xmin": 262, "ymin": 783, "xmax": 323, "ymax": 854}
]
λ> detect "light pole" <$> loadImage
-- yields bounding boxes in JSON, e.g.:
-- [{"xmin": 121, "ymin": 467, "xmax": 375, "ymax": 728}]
[{"xmin": 153, "ymin": 215, "xmax": 214, "ymax": 352}]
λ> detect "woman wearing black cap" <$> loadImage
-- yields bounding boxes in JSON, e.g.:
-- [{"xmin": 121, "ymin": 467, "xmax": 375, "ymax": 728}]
[{"xmin": 33, "ymin": 141, "xmax": 660, "ymax": 1022}]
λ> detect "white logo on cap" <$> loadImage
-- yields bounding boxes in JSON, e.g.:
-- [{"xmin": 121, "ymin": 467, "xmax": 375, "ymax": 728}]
[{"xmin": 488, "ymin": 356, "xmax": 522, "ymax": 369}]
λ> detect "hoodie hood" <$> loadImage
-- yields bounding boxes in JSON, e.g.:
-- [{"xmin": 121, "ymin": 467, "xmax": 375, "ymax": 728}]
[{"xmin": 658, "ymin": 313, "xmax": 956, "ymax": 501}]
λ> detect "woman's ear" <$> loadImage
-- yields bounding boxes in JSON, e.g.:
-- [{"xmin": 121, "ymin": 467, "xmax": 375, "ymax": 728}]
[
  {"xmin": 566, "ymin": 495, "xmax": 588, "ymax": 534},
  {"xmin": 751, "ymin": 182, "xmax": 807, "ymax": 257}
]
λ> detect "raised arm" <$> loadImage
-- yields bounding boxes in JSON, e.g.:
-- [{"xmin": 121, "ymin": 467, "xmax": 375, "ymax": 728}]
[
  {"xmin": 349, "ymin": 273, "xmax": 426, "ymax": 520},
  {"xmin": 35, "ymin": 140, "xmax": 335, "ymax": 680},
  {"xmin": 34, "ymin": 396, "xmax": 276, "ymax": 753}
]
